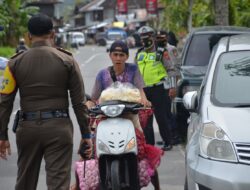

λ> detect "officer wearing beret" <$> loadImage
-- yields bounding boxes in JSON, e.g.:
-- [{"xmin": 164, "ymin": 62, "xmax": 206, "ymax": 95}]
[{"xmin": 0, "ymin": 14, "xmax": 92, "ymax": 190}]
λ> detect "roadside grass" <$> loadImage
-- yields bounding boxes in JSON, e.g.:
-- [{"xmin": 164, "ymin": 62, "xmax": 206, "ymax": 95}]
[{"xmin": 0, "ymin": 47, "xmax": 15, "ymax": 58}]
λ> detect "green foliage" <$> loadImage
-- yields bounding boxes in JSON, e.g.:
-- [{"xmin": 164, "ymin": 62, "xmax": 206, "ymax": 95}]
[
  {"xmin": 230, "ymin": 0, "xmax": 250, "ymax": 27},
  {"xmin": 0, "ymin": 0, "xmax": 38, "ymax": 46},
  {"xmin": 192, "ymin": 1, "xmax": 214, "ymax": 27},
  {"xmin": 160, "ymin": 0, "xmax": 189, "ymax": 34},
  {"xmin": 160, "ymin": 0, "xmax": 250, "ymax": 37},
  {"xmin": 0, "ymin": 46, "xmax": 15, "ymax": 58}
]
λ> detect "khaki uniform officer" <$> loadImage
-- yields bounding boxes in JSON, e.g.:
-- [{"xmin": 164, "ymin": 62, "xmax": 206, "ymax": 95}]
[{"xmin": 0, "ymin": 14, "xmax": 92, "ymax": 190}]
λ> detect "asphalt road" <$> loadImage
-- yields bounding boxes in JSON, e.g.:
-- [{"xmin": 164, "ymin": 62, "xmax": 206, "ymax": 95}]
[{"xmin": 0, "ymin": 45, "xmax": 185, "ymax": 190}]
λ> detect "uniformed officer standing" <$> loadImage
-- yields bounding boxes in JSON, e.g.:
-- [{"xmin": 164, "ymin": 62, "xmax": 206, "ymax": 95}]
[
  {"xmin": 155, "ymin": 30, "xmax": 181, "ymax": 145},
  {"xmin": 0, "ymin": 14, "xmax": 92, "ymax": 190},
  {"xmin": 136, "ymin": 26, "xmax": 178, "ymax": 151}
]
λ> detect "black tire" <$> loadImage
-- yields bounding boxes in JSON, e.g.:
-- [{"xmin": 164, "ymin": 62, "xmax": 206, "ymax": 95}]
[
  {"xmin": 184, "ymin": 176, "xmax": 188, "ymax": 190},
  {"xmin": 111, "ymin": 160, "xmax": 121, "ymax": 190}
]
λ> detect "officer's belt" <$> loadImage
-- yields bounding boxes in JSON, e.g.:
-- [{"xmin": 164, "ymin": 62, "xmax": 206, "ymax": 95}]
[
  {"xmin": 145, "ymin": 81, "xmax": 164, "ymax": 88},
  {"xmin": 21, "ymin": 110, "xmax": 69, "ymax": 121}
]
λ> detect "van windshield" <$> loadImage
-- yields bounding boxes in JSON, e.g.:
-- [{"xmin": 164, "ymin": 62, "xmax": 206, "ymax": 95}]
[
  {"xmin": 184, "ymin": 34, "xmax": 227, "ymax": 66},
  {"xmin": 74, "ymin": 34, "xmax": 83, "ymax": 38}
]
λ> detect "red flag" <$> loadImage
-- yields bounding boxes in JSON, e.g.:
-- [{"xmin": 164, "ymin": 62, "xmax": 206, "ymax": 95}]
[
  {"xmin": 117, "ymin": 0, "xmax": 127, "ymax": 14},
  {"xmin": 146, "ymin": 0, "xmax": 158, "ymax": 15}
]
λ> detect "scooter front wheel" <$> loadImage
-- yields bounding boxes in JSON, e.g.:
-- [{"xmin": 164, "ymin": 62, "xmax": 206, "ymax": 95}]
[{"xmin": 111, "ymin": 160, "xmax": 121, "ymax": 190}]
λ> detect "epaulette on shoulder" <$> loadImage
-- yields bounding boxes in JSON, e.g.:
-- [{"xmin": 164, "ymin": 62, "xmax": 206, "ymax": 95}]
[
  {"xmin": 10, "ymin": 51, "xmax": 24, "ymax": 59},
  {"xmin": 56, "ymin": 47, "xmax": 72, "ymax": 56}
]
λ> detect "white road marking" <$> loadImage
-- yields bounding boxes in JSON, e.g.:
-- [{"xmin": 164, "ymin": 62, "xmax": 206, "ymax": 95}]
[{"xmin": 84, "ymin": 53, "xmax": 103, "ymax": 64}]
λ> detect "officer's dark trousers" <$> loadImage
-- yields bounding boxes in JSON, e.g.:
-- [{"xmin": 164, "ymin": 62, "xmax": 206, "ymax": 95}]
[
  {"xmin": 15, "ymin": 118, "xmax": 73, "ymax": 190},
  {"xmin": 143, "ymin": 84, "xmax": 172, "ymax": 145}
]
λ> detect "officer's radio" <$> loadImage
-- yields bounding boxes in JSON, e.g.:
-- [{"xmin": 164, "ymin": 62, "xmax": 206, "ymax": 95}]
[{"xmin": 155, "ymin": 46, "xmax": 165, "ymax": 62}]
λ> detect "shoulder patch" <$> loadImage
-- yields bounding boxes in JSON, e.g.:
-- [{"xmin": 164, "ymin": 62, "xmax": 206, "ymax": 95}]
[
  {"xmin": 56, "ymin": 47, "xmax": 72, "ymax": 56},
  {"xmin": 10, "ymin": 51, "xmax": 24, "ymax": 59},
  {"xmin": 163, "ymin": 51, "xmax": 170, "ymax": 60},
  {"xmin": 173, "ymin": 49, "xmax": 178, "ymax": 57},
  {"xmin": 0, "ymin": 66, "xmax": 16, "ymax": 94}
]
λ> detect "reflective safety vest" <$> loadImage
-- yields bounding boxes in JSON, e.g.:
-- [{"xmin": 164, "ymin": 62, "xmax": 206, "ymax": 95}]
[{"xmin": 137, "ymin": 51, "xmax": 167, "ymax": 86}]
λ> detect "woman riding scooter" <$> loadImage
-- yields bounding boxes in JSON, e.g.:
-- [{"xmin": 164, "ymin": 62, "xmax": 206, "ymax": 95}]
[{"xmin": 71, "ymin": 40, "xmax": 163, "ymax": 190}]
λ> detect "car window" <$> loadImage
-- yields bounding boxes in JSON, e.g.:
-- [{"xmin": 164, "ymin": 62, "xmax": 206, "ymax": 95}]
[
  {"xmin": 184, "ymin": 34, "xmax": 227, "ymax": 66},
  {"xmin": 74, "ymin": 34, "xmax": 84, "ymax": 39},
  {"xmin": 211, "ymin": 51, "xmax": 250, "ymax": 106},
  {"xmin": 107, "ymin": 32, "xmax": 126, "ymax": 40}
]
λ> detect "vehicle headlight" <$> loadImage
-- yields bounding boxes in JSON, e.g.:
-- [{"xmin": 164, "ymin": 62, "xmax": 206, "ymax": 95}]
[
  {"xmin": 98, "ymin": 139, "xmax": 110, "ymax": 153},
  {"xmin": 125, "ymin": 138, "xmax": 136, "ymax": 152},
  {"xmin": 199, "ymin": 122, "xmax": 237, "ymax": 162},
  {"xmin": 182, "ymin": 85, "xmax": 199, "ymax": 96},
  {"xmin": 101, "ymin": 104, "xmax": 125, "ymax": 117}
]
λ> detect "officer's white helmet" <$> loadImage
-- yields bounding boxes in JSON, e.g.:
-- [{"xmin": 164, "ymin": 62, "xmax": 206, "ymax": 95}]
[{"xmin": 137, "ymin": 26, "xmax": 155, "ymax": 39}]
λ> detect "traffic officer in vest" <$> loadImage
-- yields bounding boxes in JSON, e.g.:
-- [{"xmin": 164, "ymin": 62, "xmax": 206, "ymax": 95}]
[
  {"xmin": 136, "ymin": 26, "xmax": 177, "ymax": 151},
  {"xmin": 0, "ymin": 13, "xmax": 92, "ymax": 190}
]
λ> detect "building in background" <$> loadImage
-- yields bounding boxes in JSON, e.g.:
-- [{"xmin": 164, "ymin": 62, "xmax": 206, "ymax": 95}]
[{"xmin": 25, "ymin": 0, "xmax": 64, "ymax": 29}]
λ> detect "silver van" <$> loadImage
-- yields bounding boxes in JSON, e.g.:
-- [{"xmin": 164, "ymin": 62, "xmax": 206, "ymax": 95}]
[{"xmin": 183, "ymin": 34, "xmax": 250, "ymax": 190}]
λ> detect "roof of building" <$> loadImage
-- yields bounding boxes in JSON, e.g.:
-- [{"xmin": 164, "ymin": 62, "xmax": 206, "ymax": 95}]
[{"xmin": 79, "ymin": 0, "xmax": 105, "ymax": 12}]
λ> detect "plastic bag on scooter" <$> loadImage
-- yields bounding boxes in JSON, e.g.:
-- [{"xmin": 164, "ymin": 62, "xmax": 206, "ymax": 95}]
[
  {"xmin": 75, "ymin": 158, "xmax": 154, "ymax": 189},
  {"xmin": 99, "ymin": 81, "xmax": 141, "ymax": 103},
  {"xmin": 75, "ymin": 159, "xmax": 99, "ymax": 190}
]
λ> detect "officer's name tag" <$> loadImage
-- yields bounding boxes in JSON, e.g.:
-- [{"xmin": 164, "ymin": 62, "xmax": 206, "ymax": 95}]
[{"xmin": 0, "ymin": 66, "xmax": 16, "ymax": 94}]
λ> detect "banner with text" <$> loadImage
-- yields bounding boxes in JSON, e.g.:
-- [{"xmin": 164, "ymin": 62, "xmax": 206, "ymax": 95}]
[
  {"xmin": 146, "ymin": 0, "xmax": 158, "ymax": 15},
  {"xmin": 117, "ymin": 0, "xmax": 128, "ymax": 14}
]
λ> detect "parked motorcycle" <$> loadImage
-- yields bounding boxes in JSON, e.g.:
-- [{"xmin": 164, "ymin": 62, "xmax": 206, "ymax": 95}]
[{"xmin": 89, "ymin": 100, "xmax": 142, "ymax": 190}]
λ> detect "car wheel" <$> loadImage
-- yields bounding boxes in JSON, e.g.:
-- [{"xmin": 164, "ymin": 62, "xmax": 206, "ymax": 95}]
[{"xmin": 184, "ymin": 176, "xmax": 188, "ymax": 190}]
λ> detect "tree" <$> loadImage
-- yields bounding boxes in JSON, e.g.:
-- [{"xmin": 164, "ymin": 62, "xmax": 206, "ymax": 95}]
[
  {"xmin": 0, "ymin": 0, "xmax": 38, "ymax": 46},
  {"xmin": 213, "ymin": 0, "xmax": 229, "ymax": 25}
]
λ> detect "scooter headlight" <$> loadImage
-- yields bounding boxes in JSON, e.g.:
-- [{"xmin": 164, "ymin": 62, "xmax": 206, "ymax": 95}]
[
  {"xmin": 200, "ymin": 122, "xmax": 237, "ymax": 162},
  {"xmin": 101, "ymin": 104, "xmax": 125, "ymax": 117},
  {"xmin": 125, "ymin": 138, "xmax": 136, "ymax": 152},
  {"xmin": 98, "ymin": 139, "xmax": 110, "ymax": 153}
]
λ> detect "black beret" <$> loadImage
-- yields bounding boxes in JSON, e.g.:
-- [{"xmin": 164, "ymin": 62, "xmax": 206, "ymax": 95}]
[
  {"xmin": 28, "ymin": 14, "xmax": 53, "ymax": 36},
  {"xmin": 110, "ymin": 40, "xmax": 129, "ymax": 55}
]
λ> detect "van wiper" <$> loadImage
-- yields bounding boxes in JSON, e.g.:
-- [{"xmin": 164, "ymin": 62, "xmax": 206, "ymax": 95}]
[{"xmin": 233, "ymin": 104, "xmax": 250, "ymax": 108}]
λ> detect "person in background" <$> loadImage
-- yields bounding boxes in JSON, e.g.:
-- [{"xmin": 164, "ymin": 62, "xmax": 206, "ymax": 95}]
[
  {"xmin": 16, "ymin": 38, "xmax": 28, "ymax": 53},
  {"xmin": 0, "ymin": 13, "xmax": 92, "ymax": 190},
  {"xmin": 168, "ymin": 31, "xmax": 179, "ymax": 47},
  {"xmin": 155, "ymin": 30, "xmax": 181, "ymax": 145}
]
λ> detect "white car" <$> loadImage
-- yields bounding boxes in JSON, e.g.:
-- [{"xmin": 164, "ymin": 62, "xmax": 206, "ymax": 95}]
[
  {"xmin": 183, "ymin": 34, "xmax": 250, "ymax": 190},
  {"xmin": 69, "ymin": 32, "xmax": 86, "ymax": 46}
]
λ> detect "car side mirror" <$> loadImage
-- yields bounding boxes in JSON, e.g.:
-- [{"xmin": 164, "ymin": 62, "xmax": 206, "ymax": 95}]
[{"xmin": 183, "ymin": 91, "xmax": 198, "ymax": 112}]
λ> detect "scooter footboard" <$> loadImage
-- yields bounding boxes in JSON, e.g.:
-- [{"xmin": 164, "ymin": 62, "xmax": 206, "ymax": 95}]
[{"xmin": 99, "ymin": 154, "xmax": 140, "ymax": 190}]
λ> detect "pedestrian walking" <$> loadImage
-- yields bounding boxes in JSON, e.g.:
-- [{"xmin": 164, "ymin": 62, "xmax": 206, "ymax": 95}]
[{"xmin": 0, "ymin": 13, "xmax": 92, "ymax": 190}]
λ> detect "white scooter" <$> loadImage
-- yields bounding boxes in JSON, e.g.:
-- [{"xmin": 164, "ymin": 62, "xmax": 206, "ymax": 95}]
[{"xmin": 89, "ymin": 100, "xmax": 141, "ymax": 190}]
